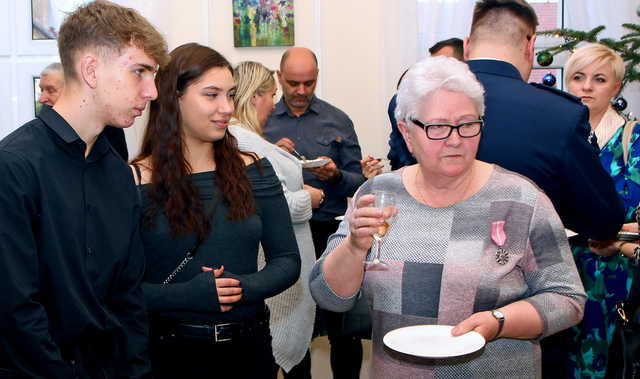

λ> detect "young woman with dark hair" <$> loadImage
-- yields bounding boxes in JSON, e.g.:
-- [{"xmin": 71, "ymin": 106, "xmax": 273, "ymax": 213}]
[{"xmin": 131, "ymin": 43, "xmax": 300, "ymax": 378}]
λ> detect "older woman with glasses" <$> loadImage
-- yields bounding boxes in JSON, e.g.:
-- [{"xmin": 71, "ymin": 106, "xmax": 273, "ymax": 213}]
[{"xmin": 309, "ymin": 56, "xmax": 586, "ymax": 378}]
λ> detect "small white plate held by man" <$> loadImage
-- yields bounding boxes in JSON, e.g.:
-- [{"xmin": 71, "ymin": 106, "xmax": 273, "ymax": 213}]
[
  {"xmin": 300, "ymin": 158, "xmax": 330, "ymax": 168},
  {"xmin": 383, "ymin": 325, "xmax": 485, "ymax": 358}
]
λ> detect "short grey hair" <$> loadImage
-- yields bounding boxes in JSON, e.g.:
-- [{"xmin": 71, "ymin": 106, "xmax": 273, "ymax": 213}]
[
  {"xmin": 40, "ymin": 62, "xmax": 64, "ymax": 80},
  {"xmin": 395, "ymin": 56, "xmax": 485, "ymax": 123}
]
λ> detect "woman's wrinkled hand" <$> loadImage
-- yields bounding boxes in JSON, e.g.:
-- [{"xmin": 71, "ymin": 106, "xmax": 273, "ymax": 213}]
[
  {"xmin": 452, "ymin": 311, "xmax": 500, "ymax": 342},
  {"xmin": 201, "ymin": 265, "xmax": 242, "ymax": 312},
  {"xmin": 346, "ymin": 194, "xmax": 397, "ymax": 256},
  {"xmin": 346, "ymin": 194, "xmax": 382, "ymax": 255}
]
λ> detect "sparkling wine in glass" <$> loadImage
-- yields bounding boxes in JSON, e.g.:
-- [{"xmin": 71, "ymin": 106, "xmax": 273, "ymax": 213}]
[{"xmin": 365, "ymin": 191, "xmax": 397, "ymax": 268}]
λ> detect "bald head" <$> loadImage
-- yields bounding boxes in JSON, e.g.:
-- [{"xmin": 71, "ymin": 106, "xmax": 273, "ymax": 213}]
[
  {"xmin": 278, "ymin": 47, "xmax": 319, "ymax": 115},
  {"xmin": 280, "ymin": 47, "xmax": 318, "ymax": 72}
]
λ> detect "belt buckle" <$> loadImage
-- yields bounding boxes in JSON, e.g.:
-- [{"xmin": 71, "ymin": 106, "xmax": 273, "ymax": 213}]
[{"xmin": 214, "ymin": 323, "xmax": 233, "ymax": 342}]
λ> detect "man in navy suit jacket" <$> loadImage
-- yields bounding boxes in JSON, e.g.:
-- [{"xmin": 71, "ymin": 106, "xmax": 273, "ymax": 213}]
[
  {"xmin": 465, "ymin": 1, "xmax": 624, "ymax": 376},
  {"xmin": 465, "ymin": 0, "xmax": 623, "ymax": 241}
]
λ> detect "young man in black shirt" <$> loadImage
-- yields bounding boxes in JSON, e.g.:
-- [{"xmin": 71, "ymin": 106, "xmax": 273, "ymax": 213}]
[{"xmin": 0, "ymin": 1, "xmax": 168, "ymax": 377}]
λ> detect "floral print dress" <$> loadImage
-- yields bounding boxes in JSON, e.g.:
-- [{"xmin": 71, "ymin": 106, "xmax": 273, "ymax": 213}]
[{"xmin": 569, "ymin": 121, "xmax": 640, "ymax": 378}]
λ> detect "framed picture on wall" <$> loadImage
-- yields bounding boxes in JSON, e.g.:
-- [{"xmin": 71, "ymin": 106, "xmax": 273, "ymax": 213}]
[
  {"xmin": 233, "ymin": 0, "xmax": 294, "ymax": 47},
  {"xmin": 17, "ymin": 0, "xmax": 91, "ymax": 55}
]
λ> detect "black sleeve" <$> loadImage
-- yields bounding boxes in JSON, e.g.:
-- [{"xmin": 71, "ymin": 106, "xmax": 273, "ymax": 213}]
[
  {"xmin": 110, "ymin": 199, "xmax": 151, "ymax": 378},
  {"xmin": 0, "ymin": 152, "xmax": 73, "ymax": 378},
  {"xmin": 142, "ymin": 272, "xmax": 221, "ymax": 312},
  {"xmin": 558, "ymin": 108, "xmax": 625, "ymax": 239},
  {"xmin": 226, "ymin": 165, "xmax": 301, "ymax": 303}
]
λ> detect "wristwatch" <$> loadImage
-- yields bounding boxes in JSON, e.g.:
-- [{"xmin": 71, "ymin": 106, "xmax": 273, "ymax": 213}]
[{"xmin": 490, "ymin": 309, "xmax": 505, "ymax": 340}]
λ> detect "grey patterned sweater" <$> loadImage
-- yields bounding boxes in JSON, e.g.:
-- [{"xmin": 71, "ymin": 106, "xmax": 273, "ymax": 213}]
[{"xmin": 310, "ymin": 166, "xmax": 586, "ymax": 379}]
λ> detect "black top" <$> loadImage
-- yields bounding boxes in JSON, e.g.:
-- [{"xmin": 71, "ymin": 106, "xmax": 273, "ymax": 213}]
[
  {"xmin": 469, "ymin": 59, "xmax": 624, "ymax": 240},
  {"xmin": 0, "ymin": 106, "xmax": 149, "ymax": 378},
  {"xmin": 140, "ymin": 159, "xmax": 301, "ymax": 324}
]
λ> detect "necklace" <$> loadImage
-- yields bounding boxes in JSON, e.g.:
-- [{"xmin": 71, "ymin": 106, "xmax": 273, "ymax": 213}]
[{"xmin": 414, "ymin": 164, "xmax": 476, "ymax": 207}]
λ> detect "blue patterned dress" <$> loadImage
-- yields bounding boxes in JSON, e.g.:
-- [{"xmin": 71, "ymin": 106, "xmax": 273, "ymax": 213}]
[{"xmin": 569, "ymin": 121, "xmax": 640, "ymax": 378}]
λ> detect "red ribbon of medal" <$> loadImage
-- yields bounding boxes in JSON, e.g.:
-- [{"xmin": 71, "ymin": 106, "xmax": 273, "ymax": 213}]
[{"xmin": 491, "ymin": 221, "xmax": 509, "ymax": 265}]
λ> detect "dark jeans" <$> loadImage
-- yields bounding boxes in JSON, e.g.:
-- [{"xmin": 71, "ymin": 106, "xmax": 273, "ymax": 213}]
[
  {"xmin": 150, "ymin": 318, "xmax": 278, "ymax": 379},
  {"xmin": 283, "ymin": 219, "xmax": 363, "ymax": 379}
]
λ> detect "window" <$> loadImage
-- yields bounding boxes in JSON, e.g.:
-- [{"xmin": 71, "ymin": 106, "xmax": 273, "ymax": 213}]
[{"xmin": 530, "ymin": 0, "xmax": 565, "ymax": 88}]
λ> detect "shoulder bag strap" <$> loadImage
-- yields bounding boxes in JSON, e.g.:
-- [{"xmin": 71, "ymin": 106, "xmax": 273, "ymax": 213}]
[
  {"xmin": 622, "ymin": 120, "xmax": 635, "ymax": 165},
  {"xmin": 162, "ymin": 235, "xmax": 204, "ymax": 285}
]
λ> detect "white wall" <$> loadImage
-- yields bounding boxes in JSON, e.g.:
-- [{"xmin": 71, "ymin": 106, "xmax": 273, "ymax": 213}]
[
  {"xmin": 4, "ymin": 1, "xmax": 639, "ymax": 159},
  {"xmin": 205, "ymin": 0, "xmax": 411, "ymax": 161}
]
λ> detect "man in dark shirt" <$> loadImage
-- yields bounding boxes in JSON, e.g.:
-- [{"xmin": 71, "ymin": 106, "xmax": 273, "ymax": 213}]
[
  {"xmin": 38, "ymin": 63, "xmax": 129, "ymax": 161},
  {"xmin": 263, "ymin": 47, "xmax": 366, "ymax": 379},
  {"xmin": 463, "ymin": 0, "xmax": 624, "ymax": 376},
  {"xmin": 0, "ymin": 1, "xmax": 168, "ymax": 378}
]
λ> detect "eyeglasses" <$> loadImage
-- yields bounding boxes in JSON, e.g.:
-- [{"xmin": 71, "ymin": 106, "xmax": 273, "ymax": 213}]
[{"xmin": 410, "ymin": 118, "xmax": 484, "ymax": 140}]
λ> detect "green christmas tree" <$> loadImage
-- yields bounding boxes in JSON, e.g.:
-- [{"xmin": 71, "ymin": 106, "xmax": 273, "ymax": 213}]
[{"xmin": 537, "ymin": 23, "xmax": 640, "ymax": 88}]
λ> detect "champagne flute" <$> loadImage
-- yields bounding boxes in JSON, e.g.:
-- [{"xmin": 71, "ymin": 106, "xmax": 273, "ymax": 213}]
[{"xmin": 364, "ymin": 190, "xmax": 397, "ymax": 268}]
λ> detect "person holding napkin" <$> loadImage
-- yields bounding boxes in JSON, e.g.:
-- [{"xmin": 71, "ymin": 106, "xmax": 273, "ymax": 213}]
[{"xmin": 309, "ymin": 56, "xmax": 586, "ymax": 378}]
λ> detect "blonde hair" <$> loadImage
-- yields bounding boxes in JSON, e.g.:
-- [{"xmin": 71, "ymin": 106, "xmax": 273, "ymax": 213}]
[
  {"xmin": 232, "ymin": 61, "xmax": 276, "ymax": 135},
  {"xmin": 564, "ymin": 43, "xmax": 625, "ymax": 88}
]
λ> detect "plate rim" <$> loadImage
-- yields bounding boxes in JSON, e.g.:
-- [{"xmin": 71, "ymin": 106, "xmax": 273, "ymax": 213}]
[
  {"xmin": 382, "ymin": 324, "xmax": 486, "ymax": 358},
  {"xmin": 300, "ymin": 158, "xmax": 330, "ymax": 168}
]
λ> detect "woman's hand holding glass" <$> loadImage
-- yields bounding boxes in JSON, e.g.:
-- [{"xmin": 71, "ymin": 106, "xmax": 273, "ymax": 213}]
[{"xmin": 347, "ymin": 191, "xmax": 398, "ymax": 267}]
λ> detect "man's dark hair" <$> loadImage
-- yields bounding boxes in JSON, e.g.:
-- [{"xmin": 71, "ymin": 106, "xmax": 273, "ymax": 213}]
[
  {"xmin": 429, "ymin": 38, "xmax": 464, "ymax": 61},
  {"xmin": 470, "ymin": 0, "xmax": 539, "ymax": 46}
]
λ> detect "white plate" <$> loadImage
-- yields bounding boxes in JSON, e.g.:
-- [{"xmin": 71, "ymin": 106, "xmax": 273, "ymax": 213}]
[
  {"xmin": 301, "ymin": 158, "xmax": 330, "ymax": 168},
  {"xmin": 383, "ymin": 325, "xmax": 485, "ymax": 358}
]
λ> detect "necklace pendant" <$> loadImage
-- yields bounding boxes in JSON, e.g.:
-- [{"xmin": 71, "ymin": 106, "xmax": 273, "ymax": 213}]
[{"xmin": 495, "ymin": 248, "xmax": 509, "ymax": 265}]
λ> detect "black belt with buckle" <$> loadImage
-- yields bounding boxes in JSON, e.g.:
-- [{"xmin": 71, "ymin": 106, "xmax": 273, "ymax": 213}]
[{"xmin": 158, "ymin": 309, "xmax": 269, "ymax": 343}]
